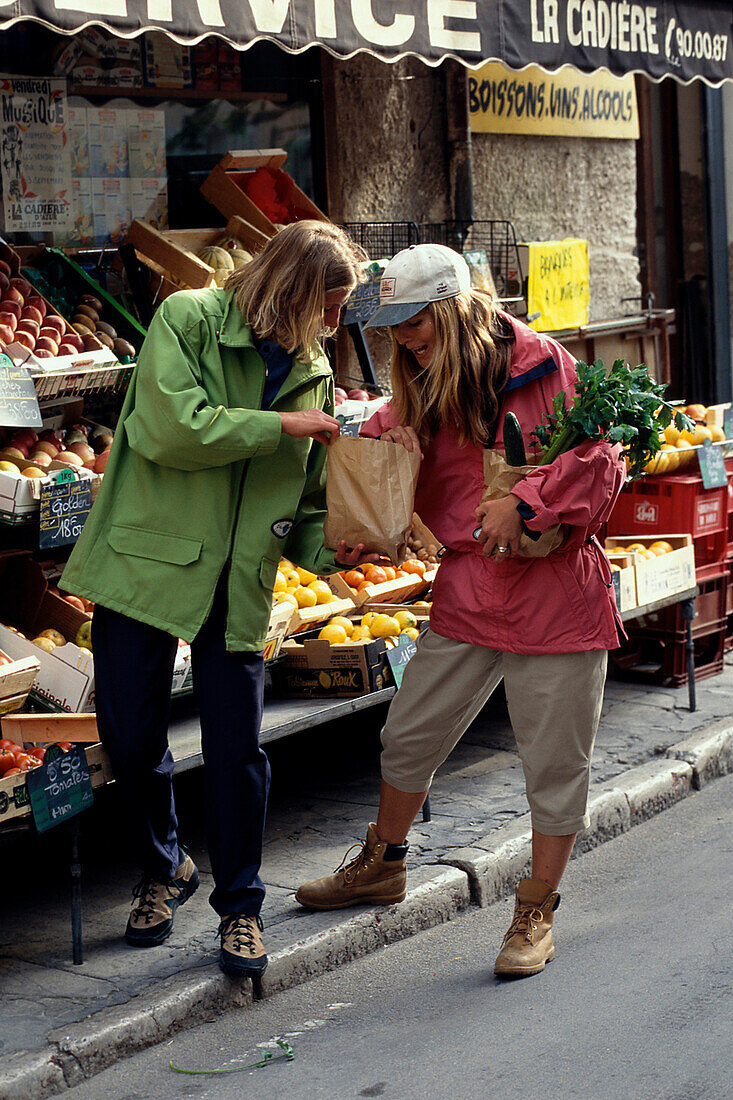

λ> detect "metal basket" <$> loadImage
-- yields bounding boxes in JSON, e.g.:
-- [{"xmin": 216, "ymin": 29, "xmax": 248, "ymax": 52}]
[{"xmin": 341, "ymin": 222, "xmax": 420, "ymax": 260}]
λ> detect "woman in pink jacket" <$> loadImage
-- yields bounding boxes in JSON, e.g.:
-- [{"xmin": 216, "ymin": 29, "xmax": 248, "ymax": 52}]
[{"xmin": 296, "ymin": 244, "xmax": 626, "ymax": 979}]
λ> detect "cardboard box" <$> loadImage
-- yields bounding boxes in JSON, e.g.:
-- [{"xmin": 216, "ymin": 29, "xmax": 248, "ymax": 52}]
[
  {"xmin": 125, "ymin": 215, "xmax": 269, "ymax": 294},
  {"xmin": 0, "ymin": 741, "xmax": 112, "ymax": 826},
  {"xmin": 200, "ymin": 150, "xmax": 327, "ymax": 237},
  {"xmin": 0, "ymin": 460, "xmax": 97, "ymax": 523},
  {"xmin": 275, "ymin": 635, "xmax": 392, "ymax": 697},
  {"xmin": 264, "ymin": 601, "xmax": 295, "ymax": 661},
  {"xmin": 0, "ymin": 553, "xmax": 95, "ymax": 712},
  {"xmin": 606, "ymin": 551, "xmax": 637, "ymax": 612},
  {"xmin": 286, "ymin": 594, "xmax": 356, "ymax": 635},
  {"xmin": 605, "ymin": 535, "xmax": 695, "ymax": 607}
]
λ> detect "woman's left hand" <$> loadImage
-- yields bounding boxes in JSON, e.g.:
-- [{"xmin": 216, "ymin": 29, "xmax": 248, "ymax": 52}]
[
  {"xmin": 334, "ymin": 540, "xmax": 382, "ymax": 568},
  {"xmin": 474, "ymin": 496, "xmax": 523, "ymax": 560}
]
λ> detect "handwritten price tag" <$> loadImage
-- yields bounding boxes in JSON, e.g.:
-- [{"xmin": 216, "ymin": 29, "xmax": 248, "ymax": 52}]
[
  {"xmin": 39, "ymin": 471, "xmax": 93, "ymax": 549},
  {"xmin": 26, "ymin": 746, "xmax": 94, "ymax": 834},
  {"xmin": 0, "ymin": 356, "xmax": 42, "ymax": 428}
]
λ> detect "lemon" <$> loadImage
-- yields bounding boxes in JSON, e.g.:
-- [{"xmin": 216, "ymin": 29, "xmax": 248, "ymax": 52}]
[
  {"xmin": 370, "ymin": 614, "xmax": 400, "ymax": 638},
  {"xmin": 273, "ymin": 570, "xmax": 288, "ymax": 593},
  {"xmin": 663, "ymin": 423, "xmax": 681, "ymax": 446},
  {"xmin": 350, "ymin": 625, "xmax": 372, "ymax": 641},
  {"xmin": 295, "ymin": 586, "xmax": 318, "ymax": 608},
  {"xmin": 393, "ymin": 610, "xmax": 418, "ymax": 631},
  {"xmin": 328, "ymin": 615, "xmax": 354, "ymax": 637},
  {"xmin": 361, "ymin": 611, "xmax": 377, "ymax": 629},
  {"xmin": 296, "ymin": 566, "xmax": 318, "ymax": 585},
  {"xmin": 308, "ymin": 579, "xmax": 336, "ymax": 604},
  {"xmin": 400, "ymin": 626, "xmax": 420, "ymax": 641},
  {"xmin": 318, "ymin": 623, "xmax": 348, "ymax": 644},
  {"xmin": 285, "ymin": 569, "xmax": 301, "ymax": 588},
  {"xmin": 273, "ymin": 591, "xmax": 298, "ymax": 608}
]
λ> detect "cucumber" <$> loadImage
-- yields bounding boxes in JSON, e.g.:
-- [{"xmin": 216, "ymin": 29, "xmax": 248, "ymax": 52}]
[{"xmin": 502, "ymin": 412, "xmax": 527, "ymax": 466}]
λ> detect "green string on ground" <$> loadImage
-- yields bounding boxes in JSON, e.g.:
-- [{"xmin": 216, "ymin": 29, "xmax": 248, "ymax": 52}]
[{"xmin": 169, "ymin": 1037, "xmax": 294, "ymax": 1075}]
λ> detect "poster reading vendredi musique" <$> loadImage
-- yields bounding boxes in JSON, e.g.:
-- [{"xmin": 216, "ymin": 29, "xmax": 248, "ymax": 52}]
[{"xmin": 0, "ymin": 75, "xmax": 72, "ymax": 233}]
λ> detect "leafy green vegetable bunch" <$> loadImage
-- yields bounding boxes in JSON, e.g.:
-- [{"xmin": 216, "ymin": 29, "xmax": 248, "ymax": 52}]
[{"xmin": 530, "ymin": 358, "xmax": 694, "ymax": 478}]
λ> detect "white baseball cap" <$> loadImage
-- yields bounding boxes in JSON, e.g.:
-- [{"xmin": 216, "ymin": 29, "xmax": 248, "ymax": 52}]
[{"xmin": 364, "ymin": 244, "xmax": 471, "ymax": 328}]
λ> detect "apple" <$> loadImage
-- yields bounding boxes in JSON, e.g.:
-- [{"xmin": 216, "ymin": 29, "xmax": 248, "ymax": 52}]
[
  {"xmin": 58, "ymin": 332, "xmax": 82, "ymax": 352},
  {"xmin": 16, "ymin": 319, "xmax": 40, "ymax": 337},
  {"xmin": 39, "ymin": 628, "xmax": 66, "ymax": 646},
  {"xmin": 4, "ymin": 286, "xmax": 24, "ymax": 307},
  {"xmin": 63, "ymin": 595, "xmax": 86, "ymax": 612},
  {"xmin": 33, "ymin": 440, "xmax": 58, "ymax": 459},
  {"xmin": 0, "ymin": 271, "xmax": 8, "ymax": 293},
  {"xmin": 92, "ymin": 431, "xmax": 114, "ymax": 454},
  {"xmin": 10, "ymin": 277, "xmax": 32, "ymax": 299},
  {"xmin": 0, "ymin": 259, "xmax": 11, "ymax": 279},
  {"xmin": 12, "ymin": 330, "xmax": 34, "ymax": 350},
  {"xmin": 20, "ymin": 304, "xmax": 43, "ymax": 327},
  {"xmin": 26, "ymin": 295, "xmax": 46, "ymax": 317},
  {"xmin": 0, "ymin": 447, "xmax": 26, "ymax": 461},
  {"xmin": 28, "ymin": 451, "xmax": 52, "ymax": 467},
  {"xmin": 0, "ymin": 311, "xmax": 17, "ymax": 331},
  {"xmin": 39, "ymin": 325, "xmax": 62, "ymax": 341},
  {"xmin": 56, "ymin": 450, "xmax": 83, "ymax": 466},
  {"xmin": 334, "ymin": 386, "xmax": 348, "ymax": 399},
  {"xmin": 39, "ymin": 428, "xmax": 63, "ymax": 445},
  {"xmin": 0, "ymin": 324, "xmax": 15, "ymax": 345},
  {"xmin": 32, "ymin": 636, "xmax": 57, "ymax": 653},
  {"xmin": 0, "ymin": 460, "xmax": 21, "ymax": 476},
  {"xmin": 34, "ymin": 349, "xmax": 55, "ymax": 359},
  {"xmin": 0, "ymin": 299, "xmax": 21, "ymax": 320},
  {"xmin": 57, "ymin": 343, "xmax": 79, "ymax": 357},
  {"xmin": 94, "ymin": 448, "xmax": 111, "ymax": 474},
  {"xmin": 75, "ymin": 621, "xmax": 92, "ymax": 650},
  {"xmin": 347, "ymin": 388, "xmax": 371, "ymax": 401},
  {"xmin": 67, "ymin": 441, "xmax": 95, "ymax": 463},
  {"xmin": 22, "ymin": 466, "xmax": 47, "ymax": 478},
  {"xmin": 35, "ymin": 336, "xmax": 59, "ymax": 355}
]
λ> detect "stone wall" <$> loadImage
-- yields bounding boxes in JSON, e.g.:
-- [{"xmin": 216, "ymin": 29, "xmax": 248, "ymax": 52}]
[{"xmin": 471, "ymin": 133, "xmax": 641, "ymax": 323}]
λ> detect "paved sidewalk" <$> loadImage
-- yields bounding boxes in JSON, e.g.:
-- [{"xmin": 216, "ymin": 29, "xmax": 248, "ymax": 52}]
[{"xmin": 1, "ymin": 657, "xmax": 733, "ymax": 1097}]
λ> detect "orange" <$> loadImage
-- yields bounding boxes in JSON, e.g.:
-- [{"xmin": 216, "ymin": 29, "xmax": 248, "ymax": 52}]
[
  {"xmin": 641, "ymin": 549, "xmax": 657, "ymax": 560},
  {"xmin": 625, "ymin": 542, "xmax": 647, "ymax": 554},
  {"xmin": 401, "ymin": 559, "xmax": 427, "ymax": 576},
  {"xmin": 684, "ymin": 403, "xmax": 707, "ymax": 421},
  {"xmin": 382, "ymin": 566, "xmax": 396, "ymax": 581},
  {"xmin": 342, "ymin": 569, "xmax": 364, "ymax": 589},
  {"xmin": 648, "ymin": 540, "xmax": 673, "ymax": 556},
  {"xmin": 365, "ymin": 566, "xmax": 387, "ymax": 585},
  {"xmin": 318, "ymin": 623, "xmax": 348, "ymax": 645}
]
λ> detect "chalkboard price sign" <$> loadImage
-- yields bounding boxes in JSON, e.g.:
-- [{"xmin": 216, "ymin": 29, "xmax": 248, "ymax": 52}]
[
  {"xmin": 386, "ymin": 633, "xmax": 418, "ymax": 689},
  {"xmin": 723, "ymin": 407, "xmax": 733, "ymax": 441},
  {"xmin": 39, "ymin": 470, "xmax": 93, "ymax": 549},
  {"xmin": 343, "ymin": 272, "xmax": 383, "ymax": 326},
  {"xmin": 26, "ymin": 746, "xmax": 93, "ymax": 834},
  {"xmin": 0, "ymin": 356, "xmax": 42, "ymax": 429},
  {"xmin": 697, "ymin": 438, "xmax": 728, "ymax": 490}
]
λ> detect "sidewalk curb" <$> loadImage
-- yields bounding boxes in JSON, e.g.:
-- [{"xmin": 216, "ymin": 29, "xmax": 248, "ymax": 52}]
[{"xmin": 2, "ymin": 724, "xmax": 731, "ymax": 1098}]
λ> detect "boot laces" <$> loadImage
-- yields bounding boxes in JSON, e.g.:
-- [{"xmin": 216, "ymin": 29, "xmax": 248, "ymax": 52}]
[
  {"xmin": 335, "ymin": 839, "xmax": 375, "ymax": 884},
  {"xmin": 218, "ymin": 914, "xmax": 264, "ymax": 956},
  {"xmin": 131, "ymin": 874, "xmax": 186, "ymax": 923},
  {"xmin": 503, "ymin": 904, "xmax": 545, "ymax": 945}
]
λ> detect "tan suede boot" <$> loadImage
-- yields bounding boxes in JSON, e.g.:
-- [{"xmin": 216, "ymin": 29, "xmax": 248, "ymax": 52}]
[
  {"xmin": 295, "ymin": 824, "xmax": 408, "ymax": 910},
  {"xmin": 493, "ymin": 877, "xmax": 560, "ymax": 978}
]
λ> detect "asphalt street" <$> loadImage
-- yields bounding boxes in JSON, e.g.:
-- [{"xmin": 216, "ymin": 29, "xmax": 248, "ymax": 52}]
[{"xmin": 64, "ymin": 772, "xmax": 733, "ymax": 1100}]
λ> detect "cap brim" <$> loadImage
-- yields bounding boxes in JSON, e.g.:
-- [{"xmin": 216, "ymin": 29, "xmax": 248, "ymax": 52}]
[{"xmin": 363, "ymin": 301, "xmax": 430, "ymax": 329}]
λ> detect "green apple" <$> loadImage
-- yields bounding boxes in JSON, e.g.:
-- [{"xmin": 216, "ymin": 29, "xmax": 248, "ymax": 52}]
[{"xmin": 75, "ymin": 620, "xmax": 92, "ymax": 651}]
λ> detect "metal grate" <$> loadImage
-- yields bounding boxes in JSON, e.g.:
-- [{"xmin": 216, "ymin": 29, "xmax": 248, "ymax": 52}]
[
  {"xmin": 341, "ymin": 221, "xmax": 420, "ymax": 260},
  {"xmin": 462, "ymin": 221, "xmax": 525, "ymax": 301}
]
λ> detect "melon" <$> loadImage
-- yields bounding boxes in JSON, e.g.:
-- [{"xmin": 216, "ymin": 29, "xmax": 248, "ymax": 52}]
[
  {"xmin": 197, "ymin": 245, "xmax": 234, "ymax": 271},
  {"xmin": 229, "ymin": 248, "xmax": 253, "ymax": 269}
]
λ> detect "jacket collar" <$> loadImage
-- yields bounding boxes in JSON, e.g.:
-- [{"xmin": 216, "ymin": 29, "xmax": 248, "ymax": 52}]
[
  {"xmin": 218, "ymin": 291, "xmax": 333, "ymax": 395},
  {"xmin": 499, "ymin": 310, "xmax": 560, "ymax": 391}
]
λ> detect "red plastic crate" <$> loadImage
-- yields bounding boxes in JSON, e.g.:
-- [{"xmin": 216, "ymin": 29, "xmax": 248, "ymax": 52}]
[
  {"xmin": 608, "ymin": 473, "xmax": 727, "ymax": 542},
  {"xmin": 611, "ymin": 626, "xmax": 725, "ymax": 687},
  {"xmin": 626, "ymin": 571, "xmax": 728, "ymax": 639}
]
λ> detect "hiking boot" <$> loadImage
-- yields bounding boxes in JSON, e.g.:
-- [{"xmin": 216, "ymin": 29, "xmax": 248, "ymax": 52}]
[
  {"xmin": 295, "ymin": 823, "xmax": 408, "ymax": 910},
  {"xmin": 218, "ymin": 914, "xmax": 268, "ymax": 978},
  {"xmin": 494, "ymin": 877, "xmax": 560, "ymax": 979},
  {"xmin": 125, "ymin": 854, "xmax": 200, "ymax": 947}
]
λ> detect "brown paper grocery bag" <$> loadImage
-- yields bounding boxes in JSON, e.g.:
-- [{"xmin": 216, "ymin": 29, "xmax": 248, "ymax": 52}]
[
  {"xmin": 480, "ymin": 449, "xmax": 565, "ymax": 560},
  {"xmin": 324, "ymin": 436, "xmax": 421, "ymax": 564}
]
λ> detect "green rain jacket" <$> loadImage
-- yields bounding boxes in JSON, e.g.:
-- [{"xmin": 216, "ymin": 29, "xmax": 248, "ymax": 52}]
[{"xmin": 61, "ymin": 288, "xmax": 339, "ymax": 651}]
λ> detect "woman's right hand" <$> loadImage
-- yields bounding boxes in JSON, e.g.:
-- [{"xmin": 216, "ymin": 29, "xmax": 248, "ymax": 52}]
[
  {"xmin": 279, "ymin": 409, "xmax": 341, "ymax": 447},
  {"xmin": 380, "ymin": 425, "xmax": 423, "ymax": 458}
]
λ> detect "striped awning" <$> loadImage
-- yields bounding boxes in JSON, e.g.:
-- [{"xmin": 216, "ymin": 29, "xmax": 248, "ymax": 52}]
[{"xmin": 1, "ymin": 1, "xmax": 732, "ymax": 85}]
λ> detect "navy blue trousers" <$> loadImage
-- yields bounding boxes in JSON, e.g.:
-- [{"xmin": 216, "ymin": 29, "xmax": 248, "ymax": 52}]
[{"xmin": 91, "ymin": 577, "xmax": 270, "ymax": 917}]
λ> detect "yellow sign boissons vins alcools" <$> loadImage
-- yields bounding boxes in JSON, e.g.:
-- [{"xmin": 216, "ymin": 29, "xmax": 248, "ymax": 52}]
[{"xmin": 469, "ymin": 63, "xmax": 639, "ymax": 139}]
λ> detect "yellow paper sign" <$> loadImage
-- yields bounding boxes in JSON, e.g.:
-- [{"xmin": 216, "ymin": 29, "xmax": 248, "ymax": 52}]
[
  {"xmin": 525, "ymin": 239, "xmax": 589, "ymax": 332},
  {"xmin": 469, "ymin": 63, "xmax": 638, "ymax": 139}
]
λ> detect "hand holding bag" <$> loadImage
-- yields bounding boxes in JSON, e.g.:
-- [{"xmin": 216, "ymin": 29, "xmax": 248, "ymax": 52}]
[{"xmin": 479, "ymin": 449, "xmax": 565, "ymax": 560}]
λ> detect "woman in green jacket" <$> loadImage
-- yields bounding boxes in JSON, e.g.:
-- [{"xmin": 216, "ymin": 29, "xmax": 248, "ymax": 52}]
[{"xmin": 62, "ymin": 221, "xmax": 373, "ymax": 977}]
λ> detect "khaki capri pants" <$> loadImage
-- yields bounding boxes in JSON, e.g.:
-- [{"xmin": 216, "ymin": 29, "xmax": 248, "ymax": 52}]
[{"xmin": 381, "ymin": 628, "xmax": 608, "ymax": 836}]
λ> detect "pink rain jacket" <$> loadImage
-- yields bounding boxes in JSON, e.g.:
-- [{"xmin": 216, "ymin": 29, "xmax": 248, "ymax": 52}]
[{"xmin": 360, "ymin": 313, "xmax": 626, "ymax": 654}]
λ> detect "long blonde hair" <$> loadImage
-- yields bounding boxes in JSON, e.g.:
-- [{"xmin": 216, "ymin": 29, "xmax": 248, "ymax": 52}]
[
  {"xmin": 390, "ymin": 289, "xmax": 515, "ymax": 446},
  {"xmin": 225, "ymin": 221, "xmax": 366, "ymax": 359}
]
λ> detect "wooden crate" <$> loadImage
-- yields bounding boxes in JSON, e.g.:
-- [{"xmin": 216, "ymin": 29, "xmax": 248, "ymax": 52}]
[
  {"xmin": 125, "ymin": 215, "xmax": 269, "ymax": 292},
  {"xmin": 200, "ymin": 149, "xmax": 328, "ymax": 236},
  {"xmin": 0, "ymin": 655, "xmax": 40, "ymax": 716},
  {"xmin": 0, "ymin": 741, "xmax": 111, "ymax": 827}
]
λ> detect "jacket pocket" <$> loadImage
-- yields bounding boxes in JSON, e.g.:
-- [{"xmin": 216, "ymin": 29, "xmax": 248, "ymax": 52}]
[
  {"xmin": 259, "ymin": 555, "xmax": 280, "ymax": 592},
  {"xmin": 108, "ymin": 524, "xmax": 203, "ymax": 566}
]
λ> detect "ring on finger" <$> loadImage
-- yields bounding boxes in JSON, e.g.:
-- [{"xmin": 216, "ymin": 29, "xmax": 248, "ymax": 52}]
[{"xmin": 497, "ymin": 545, "xmax": 509, "ymax": 553}]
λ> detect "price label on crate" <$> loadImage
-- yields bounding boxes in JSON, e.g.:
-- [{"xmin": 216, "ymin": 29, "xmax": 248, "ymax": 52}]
[
  {"xmin": 39, "ymin": 469, "xmax": 93, "ymax": 549},
  {"xmin": 0, "ymin": 356, "xmax": 42, "ymax": 428},
  {"xmin": 697, "ymin": 438, "xmax": 728, "ymax": 490},
  {"xmin": 386, "ymin": 633, "xmax": 418, "ymax": 688},
  {"xmin": 724, "ymin": 407, "xmax": 733, "ymax": 441},
  {"xmin": 26, "ymin": 745, "xmax": 93, "ymax": 834},
  {"xmin": 343, "ymin": 271, "xmax": 382, "ymax": 326},
  {"xmin": 336, "ymin": 413, "xmax": 365, "ymax": 438}
]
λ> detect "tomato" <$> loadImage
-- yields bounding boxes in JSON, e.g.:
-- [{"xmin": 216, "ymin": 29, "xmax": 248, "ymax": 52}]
[
  {"xmin": 0, "ymin": 752, "xmax": 19, "ymax": 775},
  {"xmin": 0, "ymin": 738, "xmax": 19, "ymax": 751},
  {"xmin": 2, "ymin": 767, "xmax": 21, "ymax": 777},
  {"xmin": 56, "ymin": 741, "xmax": 75, "ymax": 752},
  {"xmin": 13, "ymin": 753, "xmax": 39, "ymax": 771},
  {"xmin": 27, "ymin": 746, "xmax": 46, "ymax": 762}
]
